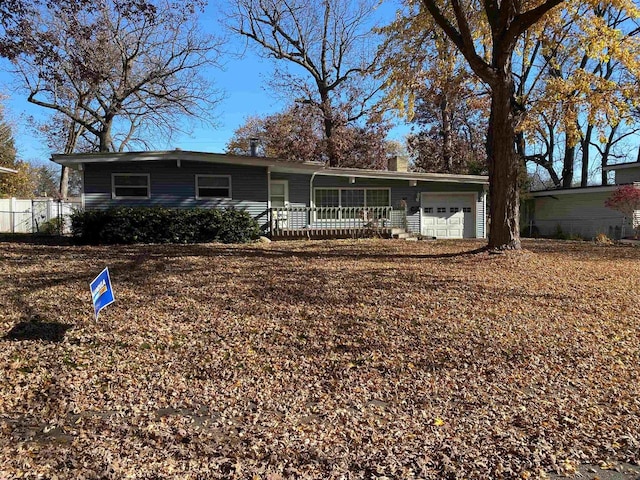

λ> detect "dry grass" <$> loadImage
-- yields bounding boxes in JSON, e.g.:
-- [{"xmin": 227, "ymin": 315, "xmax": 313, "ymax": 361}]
[{"xmin": 1, "ymin": 239, "xmax": 639, "ymax": 479}]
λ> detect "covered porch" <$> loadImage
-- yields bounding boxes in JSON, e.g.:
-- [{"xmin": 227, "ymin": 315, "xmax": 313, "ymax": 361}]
[{"xmin": 269, "ymin": 206, "xmax": 408, "ymax": 239}]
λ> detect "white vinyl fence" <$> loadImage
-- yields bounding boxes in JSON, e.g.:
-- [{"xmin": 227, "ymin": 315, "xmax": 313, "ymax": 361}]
[{"xmin": 0, "ymin": 198, "xmax": 81, "ymax": 234}]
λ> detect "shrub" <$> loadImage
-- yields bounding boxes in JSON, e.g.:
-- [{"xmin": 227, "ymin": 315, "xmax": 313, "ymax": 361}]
[
  {"xmin": 594, "ymin": 232, "xmax": 613, "ymax": 245},
  {"xmin": 70, "ymin": 207, "xmax": 260, "ymax": 245},
  {"xmin": 37, "ymin": 217, "xmax": 63, "ymax": 235},
  {"xmin": 605, "ymin": 185, "xmax": 640, "ymax": 238}
]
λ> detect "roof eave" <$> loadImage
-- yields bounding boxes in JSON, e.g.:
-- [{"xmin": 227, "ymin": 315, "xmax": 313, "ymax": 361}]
[
  {"xmin": 529, "ymin": 185, "xmax": 621, "ymax": 197},
  {"xmin": 602, "ymin": 161, "xmax": 640, "ymax": 171},
  {"xmin": 50, "ymin": 150, "xmax": 488, "ymax": 184}
]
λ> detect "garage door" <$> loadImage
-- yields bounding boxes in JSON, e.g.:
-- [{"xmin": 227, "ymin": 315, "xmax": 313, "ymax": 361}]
[{"xmin": 421, "ymin": 194, "xmax": 475, "ymax": 238}]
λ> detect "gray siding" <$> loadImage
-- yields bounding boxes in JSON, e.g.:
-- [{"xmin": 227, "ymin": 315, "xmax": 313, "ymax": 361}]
[
  {"xmin": 273, "ymin": 173, "xmax": 484, "ymax": 236},
  {"xmin": 83, "ymin": 161, "xmax": 485, "ymax": 237},
  {"xmin": 270, "ymin": 172, "xmax": 310, "ymax": 207},
  {"xmin": 533, "ymin": 192, "xmax": 626, "ymax": 239},
  {"xmin": 615, "ymin": 167, "xmax": 640, "ymax": 184},
  {"xmin": 84, "ymin": 160, "xmax": 270, "ymax": 230}
]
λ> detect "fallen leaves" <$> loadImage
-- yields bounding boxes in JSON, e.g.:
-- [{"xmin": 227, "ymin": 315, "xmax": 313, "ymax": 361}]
[{"xmin": 0, "ymin": 238, "xmax": 639, "ymax": 478}]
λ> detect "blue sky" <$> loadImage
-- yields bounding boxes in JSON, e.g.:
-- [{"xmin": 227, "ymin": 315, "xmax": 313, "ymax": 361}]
[{"xmin": 0, "ymin": 1, "xmax": 407, "ymax": 166}]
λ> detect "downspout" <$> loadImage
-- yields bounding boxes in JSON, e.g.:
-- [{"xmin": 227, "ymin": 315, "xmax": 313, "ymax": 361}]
[{"xmin": 80, "ymin": 164, "xmax": 85, "ymax": 211}]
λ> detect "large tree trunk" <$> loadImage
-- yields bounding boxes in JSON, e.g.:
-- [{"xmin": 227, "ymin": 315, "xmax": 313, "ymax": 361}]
[
  {"xmin": 59, "ymin": 166, "xmax": 69, "ymax": 199},
  {"xmin": 59, "ymin": 122, "xmax": 82, "ymax": 199},
  {"xmin": 600, "ymin": 125, "xmax": 617, "ymax": 186},
  {"xmin": 581, "ymin": 124, "xmax": 593, "ymax": 187},
  {"xmin": 561, "ymin": 143, "xmax": 575, "ymax": 188},
  {"xmin": 319, "ymin": 91, "xmax": 338, "ymax": 167},
  {"xmin": 486, "ymin": 78, "xmax": 521, "ymax": 250},
  {"xmin": 97, "ymin": 129, "xmax": 112, "ymax": 152}
]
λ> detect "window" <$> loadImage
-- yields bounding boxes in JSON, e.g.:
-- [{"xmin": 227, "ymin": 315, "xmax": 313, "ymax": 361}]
[
  {"xmin": 270, "ymin": 180, "xmax": 288, "ymax": 208},
  {"xmin": 315, "ymin": 189, "xmax": 340, "ymax": 219},
  {"xmin": 314, "ymin": 188, "xmax": 391, "ymax": 220},
  {"xmin": 366, "ymin": 189, "xmax": 390, "ymax": 207},
  {"xmin": 424, "ymin": 207, "xmax": 433, "ymax": 213},
  {"xmin": 196, "ymin": 175, "xmax": 231, "ymax": 199},
  {"xmin": 341, "ymin": 190, "xmax": 365, "ymax": 218},
  {"xmin": 341, "ymin": 189, "xmax": 365, "ymax": 208},
  {"xmin": 463, "ymin": 207, "xmax": 472, "ymax": 213},
  {"xmin": 112, "ymin": 174, "xmax": 150, "ymax": 199},
  {"xmin": 316, "ymin": 189, "xmax": 340, "ymax": 207},
  {"xmin": 437, "ymin": 207, "xmax": 446, "ymax": 213},
  {"xmin": 450, "ymin": 207, "xmax": 460, "ymax": 213}
]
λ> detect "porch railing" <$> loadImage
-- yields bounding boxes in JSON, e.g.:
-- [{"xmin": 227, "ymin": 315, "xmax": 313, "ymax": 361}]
[{"xmin": 270, "ymin": 206, "xmax": 406, "ymax": 235}]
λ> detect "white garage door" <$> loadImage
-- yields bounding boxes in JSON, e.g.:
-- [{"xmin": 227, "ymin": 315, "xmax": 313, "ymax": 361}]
[{"xmin": 421, "ymin": 194, "xmax": 475, "ymax": 239}]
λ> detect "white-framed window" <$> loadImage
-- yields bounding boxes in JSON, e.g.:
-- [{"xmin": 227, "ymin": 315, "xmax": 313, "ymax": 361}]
[
  {"xmin": 196, "ymin": 175, "xmax": 232, "ymax": 199},
  {"xmin": 112, "ymin": 173, "xmax": 150, "ymax": 199},
  {"xmin": 314, "ymin": 188, "xmax": 391, "ymax": 219}
]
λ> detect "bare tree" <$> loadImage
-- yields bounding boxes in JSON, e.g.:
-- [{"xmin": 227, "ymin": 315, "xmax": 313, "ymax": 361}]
[
  {"xmin": 10, "ymin": 0, "xmax": 223, "ymax": 154},
  {"xmin": 227, "ymin": 103, "xmax": 390, "ymax": 168},
  {"xmin": 226, "ymin": 0, "xmax": 384, "ymax": 167}
]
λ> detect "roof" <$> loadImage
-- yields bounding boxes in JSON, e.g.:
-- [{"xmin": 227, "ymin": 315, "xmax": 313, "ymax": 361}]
[
  {"xmin": 0, "ymin": 166, "xmax": 17, "ymax": 174},
  {"xmin": 529, "ymin": 185, "xmax": 623, "ymax": 197},
  {"xmin": 602, "ymin": 161, "xmax": 640, "ymax": 171},
  {"xmin": 50, "ymin": 150, "xmax": 489, "ymax": 185}
]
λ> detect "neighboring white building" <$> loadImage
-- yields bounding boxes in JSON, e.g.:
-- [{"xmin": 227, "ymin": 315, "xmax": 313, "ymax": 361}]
[{"xmin": 527, "ymin": 162, "xmax": 640, "ymax": 239}]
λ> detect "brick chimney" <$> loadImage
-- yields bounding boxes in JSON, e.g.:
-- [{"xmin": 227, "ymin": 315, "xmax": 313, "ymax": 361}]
[{"xmin": 388, "ymin": 155, "xmax": 408, "ymax": 172}]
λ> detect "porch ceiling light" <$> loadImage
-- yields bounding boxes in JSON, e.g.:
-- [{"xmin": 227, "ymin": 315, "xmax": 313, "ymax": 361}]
[
  {"xmin": 349, "ymin": 176, "xmax": 356, "ymax": 184},
  {"xmin": 409, "ymin": 179, "xmax": 417, "ymax": 187}
]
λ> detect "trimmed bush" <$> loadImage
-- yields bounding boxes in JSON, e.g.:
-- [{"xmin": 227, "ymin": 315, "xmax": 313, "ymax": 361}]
[{"xmin": 70, "ymin": 207, "xmax": 260, "ymax": 245}]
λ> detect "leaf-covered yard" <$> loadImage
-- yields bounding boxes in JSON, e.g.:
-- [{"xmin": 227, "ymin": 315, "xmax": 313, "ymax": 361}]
[{"xmin": 1, "ymin": 239, "xmax": 639, "ymax": 479}]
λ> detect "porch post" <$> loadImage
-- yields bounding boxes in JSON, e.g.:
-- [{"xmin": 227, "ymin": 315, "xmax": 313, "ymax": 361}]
[{"xmin": 309, "ymin": 172, "xmax": 318, "ymax": 228}]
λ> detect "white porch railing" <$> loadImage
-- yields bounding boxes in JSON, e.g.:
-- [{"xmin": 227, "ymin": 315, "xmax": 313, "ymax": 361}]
[{"xmin": 270, "ymin": 206, "xmax": 406, "ymax": 235}]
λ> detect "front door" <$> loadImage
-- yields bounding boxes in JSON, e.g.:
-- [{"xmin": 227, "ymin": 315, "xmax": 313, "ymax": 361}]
[{"xmin": 270, "ymin": 180, "xmax": 289, "ymax": 229}]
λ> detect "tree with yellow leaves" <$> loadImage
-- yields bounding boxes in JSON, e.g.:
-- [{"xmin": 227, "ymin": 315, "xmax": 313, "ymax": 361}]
[
  {"xmin": 384, "ymin": 0, "xmax": 639, "ymax": 249},
  {"xmin": 520, "ymin": 2, "xmax": 640, "ymax": 188}
]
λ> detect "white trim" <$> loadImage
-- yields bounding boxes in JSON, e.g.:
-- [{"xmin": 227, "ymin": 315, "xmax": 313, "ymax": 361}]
[
  {"xmin": 530, "ymin": 186, "xmax": 620, "ymax": 197},
  {"xmin": 312, "ymin": 187, "xmax": 392, "ymax": 208},
  {"xmin": 111, "ymin": 173, "xmax": 150, "ymax": 199},
  {"xmin": 195, "ymin": 174, "xmax": 232, "ymax": 200},
  {"xmin": 0, "ymin": 166, "xmax": 17, "ymax": 174},
  {"xmin": 269, "ymin": 179, "xmax": 289, "ymax": 207},
  {"xmin": 482, "ymin": 190, "xmax": 487, "ymax": 239}
]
